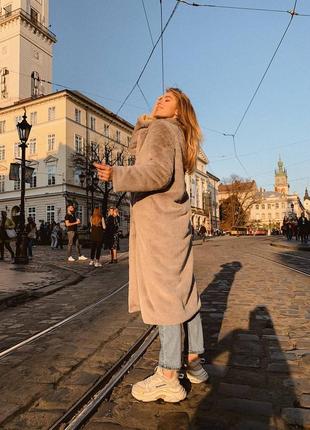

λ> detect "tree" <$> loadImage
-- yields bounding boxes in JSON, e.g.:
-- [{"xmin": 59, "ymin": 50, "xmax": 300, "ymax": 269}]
[
  {"xmin": 72, "ymin": 136, "xmax": 134, "ymax": 221},
  {"xmin": 219, "ymin": 175, "xmax": 259, "ymax": 231}
]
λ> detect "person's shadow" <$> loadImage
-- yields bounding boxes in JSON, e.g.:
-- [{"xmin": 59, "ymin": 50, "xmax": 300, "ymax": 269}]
[{"xmin": 190, "ymin": 305, "xmax": 304, "ymax": 430}]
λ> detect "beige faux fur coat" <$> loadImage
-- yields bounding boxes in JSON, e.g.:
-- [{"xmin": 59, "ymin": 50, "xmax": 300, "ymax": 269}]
[{"xmin": 113, "ymin": 117, "xmax": 201, "ymax": 325}]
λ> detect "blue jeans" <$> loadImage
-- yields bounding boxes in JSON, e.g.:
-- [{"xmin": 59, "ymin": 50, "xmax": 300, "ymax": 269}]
[{"xmin": 158, "ymin": 312, "xmax": 204, "ymax": 370}]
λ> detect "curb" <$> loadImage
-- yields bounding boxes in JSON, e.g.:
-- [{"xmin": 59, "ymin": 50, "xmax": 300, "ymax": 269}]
[
  {"xmin": 0, "ymin": 270, "xmax": 83, "ymax": 310},
  {"xmin": 270, "ymin": 242, "xmax": 310, "ymax": 252}
]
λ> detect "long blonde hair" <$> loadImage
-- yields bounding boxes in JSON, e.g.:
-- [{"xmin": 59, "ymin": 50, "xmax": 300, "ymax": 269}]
[{"xmin": 167, "ymin": 88, "xmax": 202, "ymax": 174}]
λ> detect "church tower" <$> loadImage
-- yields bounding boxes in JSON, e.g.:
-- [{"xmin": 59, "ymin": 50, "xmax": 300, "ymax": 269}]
[
  {"xmin": 0, "ymin": 0, "xmax": 56, "ymax": 108},
  {"xmin": 304, "ymin": 188, "xmax": 310, "ymax": 214},
  {"xmin": 274, "ymin": 156, "xmax": 289, "ymax": 195}
]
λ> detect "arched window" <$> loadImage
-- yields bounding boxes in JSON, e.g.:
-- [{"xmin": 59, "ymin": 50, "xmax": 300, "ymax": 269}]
[
  {"xmin": 0, "ymin": 68, "xmax": 9, "ymax": 99},
  {"xmin": 31, "ymin": 71, "xmax": 40, "ymax": 97}
]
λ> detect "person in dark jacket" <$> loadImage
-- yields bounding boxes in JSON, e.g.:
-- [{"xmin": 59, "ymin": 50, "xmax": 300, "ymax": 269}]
[
  {"xmin": 89, "ymin": 208, "xmax": 106, "ymax": 267},
  {"xmin": 105, "ymin": 207, "xmax": 120, "ymax": 263},
  {"xmin": 298, "ymin": 212, "xmax": 308, "ymax": 244}
]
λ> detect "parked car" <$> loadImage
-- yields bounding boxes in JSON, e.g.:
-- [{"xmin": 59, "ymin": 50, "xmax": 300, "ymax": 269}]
[{"xmin": 254, "ymin": 229, "xmax": 268, "ymax": 236}]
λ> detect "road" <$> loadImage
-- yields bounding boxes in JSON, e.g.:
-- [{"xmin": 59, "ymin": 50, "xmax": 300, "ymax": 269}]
[{"xmin": 0, "ymin": 237, "xmax": 309, "ymax": 429}]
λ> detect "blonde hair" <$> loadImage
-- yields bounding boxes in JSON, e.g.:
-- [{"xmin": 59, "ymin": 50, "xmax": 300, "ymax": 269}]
[{"xmin": 166, "ymin": 88, "xmax": 202, "ymax": 174}]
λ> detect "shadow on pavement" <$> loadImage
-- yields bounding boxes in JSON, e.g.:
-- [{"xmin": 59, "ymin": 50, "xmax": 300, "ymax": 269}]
[{"xmin": 190, "ymin": 305, "xmax": 303, "ymax": 430}]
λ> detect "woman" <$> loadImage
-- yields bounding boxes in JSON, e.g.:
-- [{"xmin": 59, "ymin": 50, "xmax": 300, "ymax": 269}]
[
  {"xmin": 95, "ymin": 88, "xmax": 208, "ymax": 403},
  {"xmin": 105, "ymin": 207, "xmax": 120, "ymax": 264},
  {"xmin": 0, "ymin": 211, "xmax": 15, "ymax": 261},
  {"xmin": 25, "ymin": 217, "xmax": 37, "ymax": 258},
  {"xmin": 89, "ymin": 207, "xmax": 106, "ymax": 267}
]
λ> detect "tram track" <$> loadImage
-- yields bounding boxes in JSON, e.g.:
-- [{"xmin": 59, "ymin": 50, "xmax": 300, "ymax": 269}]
[
  {"xmin": 49, "ymin": 326, "xmax": 158, "ymax": 430},
  {"xmin": 247, "ymin": 247, "xmax": 310, "ymax": 277}
]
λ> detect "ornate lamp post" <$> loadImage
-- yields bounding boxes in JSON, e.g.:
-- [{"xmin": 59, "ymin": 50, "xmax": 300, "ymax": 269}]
[
  {"xmin": 79, "ymin": 167, "xmax": 99, "ymax": 220},
  {"xmin": 15, "ymin": 111, "xmax": 32, "ymax": 264}
]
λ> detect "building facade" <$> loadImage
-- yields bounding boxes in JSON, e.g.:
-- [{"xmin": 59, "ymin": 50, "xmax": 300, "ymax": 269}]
[
  {"xmin": 0, "ymin": 90, "xmax": 134, "ymax": 230},
  {"xmin": 186, "ymin": 149, "xmax": 220, "ymax": 234},
  {"xmin": 249, "ymin": 158, "xmax": 305, "ymax": 229}
]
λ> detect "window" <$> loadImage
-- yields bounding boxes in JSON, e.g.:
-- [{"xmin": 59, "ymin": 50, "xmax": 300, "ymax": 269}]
[
  {"xmin": 29, "ymin": 138, "xmax": 37, "ymax": 155},
  {"xmin": 115, "ymin": 130, "xmax": 121, "ymax": 143},
  {"xmin": 28, "ymin": 207, "xmax": 36, "ymax": 222},
  {"xmin": 76, "ymin": 206, "xmax": 83, "ymax": 225},
  {"xmin": 75, "ymin": 108, "xmax": 81, "ymax": 123},
  {"xmin": 282, "ymin": 203, "xmax": 286, "ymax": 209},
  {"xmin": 267, "ymin": 204, "xmax": 271, "ymax": 209},
  {"xmin": 127, "ymin": 136, "xmax": 131, "ymax": 146},
  {"xmin": 29, "ymin": 170, "xmax": 37, "ymax": 188},
  {"xmin": 104, "ymin": 124, "xmax": 109, "ymax": 137},
  {"xmin": 48, "ymin": 106, "xmax": 56, "ymax": 121},
  {"xmin": 48, "ymin": 134, "xmax": 55, "ymax": 151},
  {"xmin": 0, "ymin": 67, "xmax": 9, "ymax": 99},
  {"xmin": 30, "ymin": 112, "xmax": 37, "ymax": 125},
  {"xmin": 31, "ymin": 71, "xmax": 40, "ymax": 97},
  {"xmin": 268, "ymin": 213, "xmax": 272, "ymax": 219},
  {"xmin": 0, "ymin": 175, "xmax": 5, "ymax": 192},
  {"xmin": 0, "ymin": 120, "xmax": 6, "ymax": 134},
  {"xmin": 46, "ymin": 205, "xmax": 55, "ymax": 223},
  {"xmin": 0, "ymin": 145, "xmax": 5, "ymax": 160},
  {"xmin": 275, "ymin": 203, "xmax": 279, "ymax": 209},
  {"xmin": 47, "ymin": 165, "xmax": 56, "ymax": 185},
  {"xmin": 14, "ymin": 143, "xmax": 21, "ymax": 159},
  {"xmin": 30, "ymin": 8, "xmax": 39, "ymax": 23},
  {"xmin": 14, "ymin": 179, "xmax": 21, "ymax": 190},
  {"xmin": 90, "ymin": 116, "xmax": 96, "ymax": 131},
  {"xmin": 261, "ymin": 204, "xmax": 265, "ymax": 209},
  {"xmin": 15, "ymin": 115, "xmax": 22, "ymax": 125},
  {"xmin": 74, "ymin": 167, "xmax": 82, "ymax": 186},
  {"xmin": 116, "ymin": 152, "xmax": 123, "ymax": 165},
  {"xmin": 74, "ymin": 134, "xmax": 84, "ymax": 153},
  {"xmin": 261, "ymin": 213, "xmax": 265, "ymax": 219},
  {"xmin": 255, "ymin": 204, "xmax": 259, "ymax": 210},
  {"xmin": 275, "ymin": 212, "xmax": 279, "ymax": 219},
  {"xmin": 3, "ymin": 4, "xmax": 12, "ymax": 17}
]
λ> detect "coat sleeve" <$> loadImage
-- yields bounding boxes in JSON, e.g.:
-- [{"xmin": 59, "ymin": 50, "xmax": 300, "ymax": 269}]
[{"xmin": 112, "ymin": 120, "xmax": 175, "ymax": 193}]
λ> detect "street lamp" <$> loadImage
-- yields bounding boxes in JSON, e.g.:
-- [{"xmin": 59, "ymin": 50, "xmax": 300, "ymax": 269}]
[
  {"xmin": 79, "ymin": 168, "xmax": 99, "ymax": 218},
  {"xmin": 15, "ymin": 110, "xmax": 32, "ymax": 264}
]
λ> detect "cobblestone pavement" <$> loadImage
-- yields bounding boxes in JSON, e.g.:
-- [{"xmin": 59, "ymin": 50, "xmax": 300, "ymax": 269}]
[
  {"xmin": 1, "ymin": 237, "xmax": 310, "ymax": 429},
  {"xmin": 0, "ymin": 240, "xmax": 129, "ymax": 308},
  {"xmin": 85, "ymin": 237, "xmax": 310, "ymax": 430}
]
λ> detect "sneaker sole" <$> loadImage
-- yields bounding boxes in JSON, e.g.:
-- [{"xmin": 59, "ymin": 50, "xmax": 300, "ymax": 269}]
[
  {"xmin": 186, "ymin": 372, "xmax": 209, "ymax": 384},
  {"xmin": 131, "ymin": 387, "xmax": 187, "ymax": 403}
]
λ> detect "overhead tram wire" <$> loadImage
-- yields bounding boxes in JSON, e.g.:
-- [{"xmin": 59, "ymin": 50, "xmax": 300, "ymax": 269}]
[
  {"xmin": 141, "ymin": 0, "xmax": 155, "ymax": 47},
  {"xmin": 178, "ymin": 0, "xmax": 309, "ymax": 16},
  {"xmin": 233, "ymin": 0, "xmax": 299, "ymax": 137},
  {"xmin": 137, "ymin": 83, "xmax": 151, "ymax": 110},
  {"xmin": 160, "ymin": 0, "xmax": 165, "ymax": 94},
  {"xmin": 114, "ymin": 0, "xmax": 180, "ymax": 118}
]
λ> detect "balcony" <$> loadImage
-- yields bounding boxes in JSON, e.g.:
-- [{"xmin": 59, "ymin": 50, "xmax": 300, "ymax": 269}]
[{"xmin": 0, "ymin": 8, "xmax": 56, "ymax": 42}]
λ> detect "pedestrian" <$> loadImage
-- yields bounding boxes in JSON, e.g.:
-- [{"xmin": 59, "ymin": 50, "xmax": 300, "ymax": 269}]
[
  {"xmin": 105, "ymin": 207, "xmax": 119, "ymax": 264},
  {"xmin": 298, "ymin": 212, "xmax": 308, "ymax": 244},
  {"xmin": 50, "ymin": 221, "xmax": 58, "ymax": 249},
  {"xmin": 95, "ymin": 88, "xmax": 207, "ymax": 403},
  {"xmin": 64, "ymin": 205, "xmax": 87, "ymax": 262},
  {"xmin": 56, "ymin": 223, "xmax": 64, "ymax": 249},
  {"xmin": 198, "ymin": 224, "xmax": 207, "ymax": 242},
  {"xmin": 0, "ymin": 211, "xmax": 15, "ymax": 262},
  {"xmin": 89, "ymin": 207, "xmax": 106, "ymax": 267},
  {"xmin": 25, "ymin": 217, "xmax": 37, "ymax": 258}
]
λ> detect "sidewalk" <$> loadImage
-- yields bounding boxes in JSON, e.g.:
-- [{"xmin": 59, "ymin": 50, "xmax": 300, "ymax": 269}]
[
  {"xmin": 0, "ymin": 239, "xmax": 129, "ymax": 309},
  {"xmin": 269, "ymin": 235, "xmax": 310, "ymax": 252}
]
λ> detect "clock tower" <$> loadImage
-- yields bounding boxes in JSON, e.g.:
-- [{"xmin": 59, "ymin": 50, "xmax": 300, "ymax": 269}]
[
  {"xmin": 0, "ymin": 0, "xmax": 56, "ymax": 108},
  {"xmin": 274, "ymin": 157, "xmax": 289, "ymax": 195}
]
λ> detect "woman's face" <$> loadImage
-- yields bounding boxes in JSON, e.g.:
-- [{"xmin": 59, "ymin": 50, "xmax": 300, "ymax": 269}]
[{"xmin": 153, "ymin": 92, "xmax": 178, "ymax": 119}]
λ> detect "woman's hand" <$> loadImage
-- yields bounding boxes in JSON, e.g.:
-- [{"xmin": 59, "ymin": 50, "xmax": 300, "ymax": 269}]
[{"xmin": 93, "ymin": 162, "xmax": 113, "ymax": 182}]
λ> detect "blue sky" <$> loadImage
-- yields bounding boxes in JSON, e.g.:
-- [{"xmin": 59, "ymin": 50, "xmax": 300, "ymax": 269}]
[{"xmin": 50, "ymin": 0, "xmax": 310, "ymax": 198}]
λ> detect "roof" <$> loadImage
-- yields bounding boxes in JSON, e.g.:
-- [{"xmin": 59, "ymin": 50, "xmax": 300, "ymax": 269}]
[{"xmin": 219, "ymin": 180, "xmax": 257, "ymax": 193}]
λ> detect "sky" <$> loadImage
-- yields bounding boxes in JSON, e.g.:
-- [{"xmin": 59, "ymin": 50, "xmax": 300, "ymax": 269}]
[{"xmin": 50, "ymin": 0, "xmax": 310, "ymax": 198}]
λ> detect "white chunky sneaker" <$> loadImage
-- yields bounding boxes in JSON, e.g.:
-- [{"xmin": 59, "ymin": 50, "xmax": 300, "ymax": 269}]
[
  {"xmin": 78, "ymin": 255, "xmax": 87, "ymax": 261},
  {"xmin": 89, "ymin": 260, "xmax": 95, "ymax": 266},
  {"xmin": 94, "ymin": 261, "xmax": 102, "ymax": 267},
  {"xmin": 131, "ymin": 367, "xmax": 187, "ymax": 403},
  {"xmin": 186, "ymin": 358, "xmax": 209, "ymax": 384},
  {"xmin": 68, "ymin": 256, "xmax": 75, "ymax": 262}
]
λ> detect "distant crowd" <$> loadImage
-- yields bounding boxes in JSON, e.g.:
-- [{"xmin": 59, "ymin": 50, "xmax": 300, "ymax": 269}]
[
  {"xmin": 282, "ymin": 211, "xmax": 309, "ymax": 243},
  {"xmin": 0, "ymin": 204, "xmax": 122, "ymax": 265}
]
